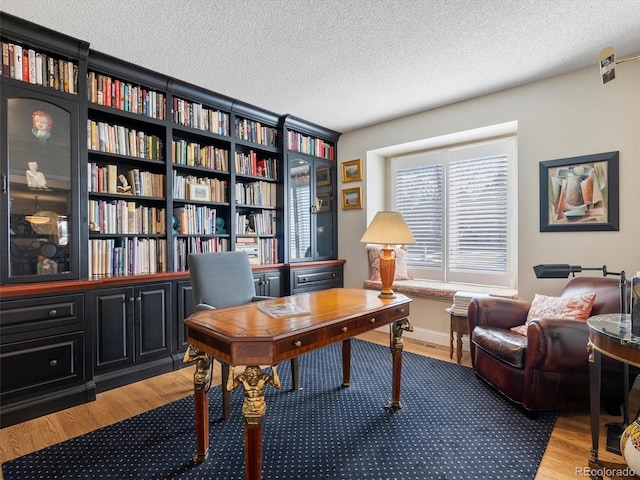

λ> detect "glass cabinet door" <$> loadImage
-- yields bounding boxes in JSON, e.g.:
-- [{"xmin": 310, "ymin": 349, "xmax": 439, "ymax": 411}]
[
  {"xmin": 2, "ymin": 88, "xmax": 80, "ymax": 283},
  {"xmin": 314, "ymin": 160, "xmax": 336, "ymax": 259},
  {"xmin": 288, "ymin": 155, "xmax": 336, "ymax": 262},
  {"xmin": 289, "ymin": 157, "xmax": 312, "ymax": 260}
]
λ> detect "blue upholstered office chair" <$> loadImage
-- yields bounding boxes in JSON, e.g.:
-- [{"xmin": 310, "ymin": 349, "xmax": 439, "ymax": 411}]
[{"xmin": 187, "ymin": 251, "xmax": 300, "ymax": 418}]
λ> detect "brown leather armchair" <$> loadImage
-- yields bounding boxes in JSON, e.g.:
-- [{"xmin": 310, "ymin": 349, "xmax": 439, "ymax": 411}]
[{"xmin": 468, "ymin": 276, "xmax": 635, "ymax": 413}]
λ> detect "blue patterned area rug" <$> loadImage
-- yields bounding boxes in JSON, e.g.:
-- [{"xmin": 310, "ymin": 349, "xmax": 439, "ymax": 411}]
[{"xmin": 2, "ymin": 339, "xmax": 557, "ymax": 480}]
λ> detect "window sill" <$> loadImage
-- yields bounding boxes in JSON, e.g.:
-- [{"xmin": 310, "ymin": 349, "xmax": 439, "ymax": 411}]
[{"xmin": 363, "ymin": 279, "xmax": 518, "ymax": 300}]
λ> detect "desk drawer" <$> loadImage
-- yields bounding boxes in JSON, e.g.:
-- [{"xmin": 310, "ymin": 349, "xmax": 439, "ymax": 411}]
[
  {"xmin": 1, "ymin": 294, "xmax": 85, "ymax": 336},
  {"xmin": 274, "ymin": 304, "xmax": 410, "ymax": 358}
]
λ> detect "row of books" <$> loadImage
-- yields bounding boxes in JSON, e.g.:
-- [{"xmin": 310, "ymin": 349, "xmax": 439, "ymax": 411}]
[
  {"xmin": 235, "ymin": 150, "xmax": 278, "ymax": 179},
  {"xmin": 1, "ymin": 41, "xmax": 78, "ymax": 94},
  {"xmin": 173, "ymin": 237, "xmax": 230, "ymax": 271},
  {"xmin": 235, "ymin": 211, "xmax": 277, "ymax": 235},
  {"xmin": 89, "ymin": 163, "xmax": 165, "ymax": 197},
  {"xmin": 87, "ymin": 71, "xmax": 166, "ymax": 120},
  {"xmin": 173, "ymin": 205, "xmax": 218, "ymax": 235},
  {"xmin": 88, "ymin": 238, "xmax": 167, "ymax": 277},
  {"xmin": 171, "ymin": 139, "xmax": 230, "ymax": 171},
  {"xmin": 172, "ymin": 174, "xmax": 228, "ymax": 203},
  {"xmin": 89, "ymin": 200, "xmax": 165, "ymax": 235},
  {"xmin": 88, "ymin": 120, "xmax": 163, "ymax": 161},
  {"xmin": 235, "ymin": 237, "xmax": 259, "ymax": 264},
  {"xmin": 235, "ymin": 181, "xmax": 277, "ymax": 207},
  {"xmin": 234, "ymin": 118, "xmax": 278, "ymax": 147},
  {"xmin": 286, "ymin": 130, "xmax": 335, "ymax": 160},
  {"xmin": 172, "ymin": 97, "xmax": 230, "ymax": 136},
  {"xmin": 235, "ymin": 237, "xmax": 279, "ymax": 265}
]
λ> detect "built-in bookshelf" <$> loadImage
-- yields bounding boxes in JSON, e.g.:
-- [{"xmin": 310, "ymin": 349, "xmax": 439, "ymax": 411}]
[
  {"xmin": 172, "ymin": 96, "xmax": 229, "ymax": 136},
  {"xmin": 234, "ymin": 116, "xmax": 278, "ymax": 147},
  {"xmin": 0, "ymin": 11, "xmax": 343, "ymax": 428},
  {"xmin": 1, "ymin": 40, "xmax": 80, "ymax": 94},
  {"xmin": 87, "ymin": 71, "xmax": 166, "ymax": 120},
  {"xmin": 87, "ymin": 52, "xmax": 169, "ymax": 278},
  {"xmin": 169, "ymin": 81, "xmax": 234, "ymax": 270},
  {"xmin": 286, "ymin": 128, "xmax": 336, "ymax": 161}
]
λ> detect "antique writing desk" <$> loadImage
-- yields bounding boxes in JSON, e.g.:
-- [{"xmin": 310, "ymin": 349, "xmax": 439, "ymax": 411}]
[{"xmin": 184, "ymin": 288, "xmax": 412, "ymax": 480}]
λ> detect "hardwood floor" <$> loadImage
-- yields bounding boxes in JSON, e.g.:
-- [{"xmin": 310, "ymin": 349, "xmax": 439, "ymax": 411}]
[{"xmin": 1, "ymin": 330, "xmax": 636, "ymax": 480}]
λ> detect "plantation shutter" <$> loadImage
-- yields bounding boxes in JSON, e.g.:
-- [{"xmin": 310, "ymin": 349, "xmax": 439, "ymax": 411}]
[
  {"xmin": 395, "ymin": 162, "xmax": 444, "ymax": 271},
  {"xmin": 391, "ymin": 137, "xmax": 515, "ymax": 287},
  {"xmin": 448, "ymin": 155, "xmax": 508, "ymax": 276}
]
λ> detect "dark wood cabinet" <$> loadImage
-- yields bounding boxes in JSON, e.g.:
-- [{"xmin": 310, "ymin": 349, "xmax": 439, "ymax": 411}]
[
  {"xmin": 290, "ymin": 264, "xmax": 344, "ymax": 294},
  {"xmin": 283, "ymin": 116, "xmax": 340, "ymax": 264},
  {"xmin": 175, "ymin": 280, "xmax": 194, "ymax": 357},
  {"xmin": 253, "ymin": 269, "xmax": 282, "ymax": 297},
  {"xmin": 0, "ymin": 292, "xmax": 95, "ymax": 427},
  {"xmin": 92, "ymin": 282, "xmax": 172, "ymax": 391}
]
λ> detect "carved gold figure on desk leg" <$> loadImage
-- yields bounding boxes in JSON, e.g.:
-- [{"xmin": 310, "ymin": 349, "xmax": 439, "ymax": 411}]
[{"xmin": 227, "ymin": 365, "xmax": 281, "ymax": 425}]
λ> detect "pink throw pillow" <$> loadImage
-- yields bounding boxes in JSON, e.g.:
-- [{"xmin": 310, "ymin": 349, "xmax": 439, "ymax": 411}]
[
  {"xmin": 366, "ymin": 246, "xmax": 412, "ymax": 281},
  {"xmin": 510, "ymin": 292, "xmax": 596, "ymax": 336}
]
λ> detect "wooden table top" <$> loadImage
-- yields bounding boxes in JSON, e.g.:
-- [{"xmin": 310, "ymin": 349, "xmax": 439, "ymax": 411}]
[{"xmin": 185, "ymin": 288, "xmax": 411, "ymax": 365}]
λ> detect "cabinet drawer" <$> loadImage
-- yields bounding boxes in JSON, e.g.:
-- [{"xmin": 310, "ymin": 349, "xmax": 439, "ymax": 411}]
[
  {"xmin": 0, "ymin": 294, "xmax": 85, "ymax": 335},
  {"xmin": 0, "ymin": 332, "xmax": 85, "ymax": 400},
  {"xmin": 291, "ymin": 266, "xmax": 343, "ymax": 293}
]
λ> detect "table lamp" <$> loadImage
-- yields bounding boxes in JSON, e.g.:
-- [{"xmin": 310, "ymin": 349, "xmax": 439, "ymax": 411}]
[{"xmin": 360, "ymin": 211, "xmax": 415, "ymax": 298}]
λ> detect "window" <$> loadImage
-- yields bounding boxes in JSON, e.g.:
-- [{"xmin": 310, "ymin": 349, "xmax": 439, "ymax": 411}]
[{"xmin": 391, "ymin": 137, "xmax": 516, "ymax": 288}]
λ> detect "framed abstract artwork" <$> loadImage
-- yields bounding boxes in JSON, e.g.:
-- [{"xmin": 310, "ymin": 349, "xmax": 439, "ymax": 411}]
[{"xmin": 539, "ymin": 151, "xmax": 619, "ymax": 232}]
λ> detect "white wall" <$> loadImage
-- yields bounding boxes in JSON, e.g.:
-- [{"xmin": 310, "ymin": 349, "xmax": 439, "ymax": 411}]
[{"xmin": 337, "ymin": 62, "xmax": 640, "ymax": 344}]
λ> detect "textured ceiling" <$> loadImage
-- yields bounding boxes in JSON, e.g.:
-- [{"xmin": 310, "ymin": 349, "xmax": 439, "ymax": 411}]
[{"xmin": 2, "ymin": 0, "xmax": 640, "ymax": 133}]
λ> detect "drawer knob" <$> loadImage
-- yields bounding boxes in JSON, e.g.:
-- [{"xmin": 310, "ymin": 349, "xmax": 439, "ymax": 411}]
[
  {"xmin": 49, "ymin": 359, "xmax": 58, "ymax": 367},
  {"xmin": 341, "ymin": 326, "xmax": 348, "ymax": 332},
  {"xmin": 369, "ymin": 318, "xmax": 376, "ymax": 323},
  {"xmin": 48, "ymin": 309, "xmax": 57, "ymax": 317},
  {"xmin": 294, "ymin": 340, "xmax": 302, "ymax": 347},
  {"xmin": 129, "ymin": 297, "xmax": 135, "ymax": 303}
]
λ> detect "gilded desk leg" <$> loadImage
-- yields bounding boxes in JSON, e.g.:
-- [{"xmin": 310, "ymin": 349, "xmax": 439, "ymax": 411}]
[
  {"xmin": 588, "ymin": 342, "xmax": 601, "ymax": 466},
  {"xmin": 387, "ymin": 318, "xmax": 413, "ymax": 410},
  {"xmin": 183, "ymin": 345, "xmax": 213, "ymax": 463},
  {"xmin": 342, "ymin": 338, "xmax": 352, "ymax": 387},
  {"xmin": 228, "ymin": 365, "xmax": 281, "ymax": 480}
]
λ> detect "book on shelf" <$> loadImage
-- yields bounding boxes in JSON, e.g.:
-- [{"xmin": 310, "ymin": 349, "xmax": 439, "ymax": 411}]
[
  {"xmin": 107, "ymin": 164, "xmax": 118, "ymax": 193},
  {"xmin": 235, "ymin": 237, "xmax": 259, "ymax": 264}
]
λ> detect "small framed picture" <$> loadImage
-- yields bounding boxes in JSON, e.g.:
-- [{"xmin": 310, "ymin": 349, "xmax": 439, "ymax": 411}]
[
  {"xmin": 188, "ymin": 183, "xmax": 211, "ymax": 202},
  {"xmin": 317, "ymin": 192, "xmax": 331, "ymax": 212},
  {"xmin": 342, "ymin": 187, "xmax": 362, "ymax": 210},
  {"xmin": 316, "ymin": 166, "xmax": 331, "ymax": 186},
  {"xmin": 341, "ymin": 159, "xmax": 362, "ymax": 183}
]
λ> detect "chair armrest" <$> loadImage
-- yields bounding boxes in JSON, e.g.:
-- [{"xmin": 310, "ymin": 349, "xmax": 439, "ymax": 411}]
[
  {"xmin": 252, "ymin": 296, "xmax": 275, "ymax": 302},
  {"xmin": 194, "ymin": 304, "xmax": 216, "ymax": 312},
  {"xmin": 468, "ymin": 297, "xmax": 531, "ymax": 332},
  {"xmin": 525, "ymin": 318, "xmax": 590, "ymax": 372}
]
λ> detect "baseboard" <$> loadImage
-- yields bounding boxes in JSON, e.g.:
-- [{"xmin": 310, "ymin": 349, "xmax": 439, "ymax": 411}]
[{"xmin": 372, "ymin": 325, "xmax": 469, "ymax": 351}]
